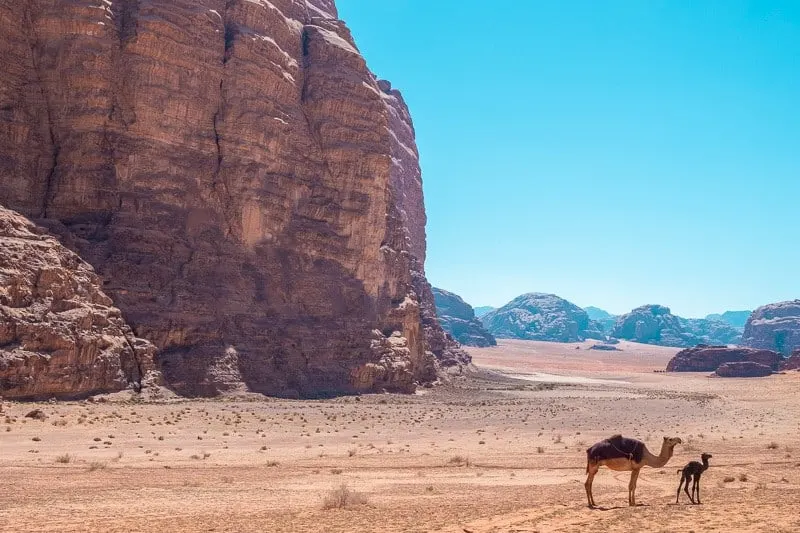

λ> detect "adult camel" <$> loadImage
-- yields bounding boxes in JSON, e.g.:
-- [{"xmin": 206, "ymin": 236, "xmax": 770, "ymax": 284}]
[{"xmin": 584, "ymin": 434, "xmax": 682, "ymax": 508}]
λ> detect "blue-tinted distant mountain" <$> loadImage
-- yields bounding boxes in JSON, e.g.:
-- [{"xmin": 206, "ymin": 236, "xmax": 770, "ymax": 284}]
[
  {"xmin": 612, "ymin": 304, "xmax": 742, "ymax": 347},
  {"xmin": 481, "ymin": 293, "xmax": 604, "ymax": 342},
  {"xmin": 584, "ymin": 306, "xmax": 613, "ymax": 320},
  {"xmin": 473, "ymin": 306, "xmax": 496, "ymax": 318},
  {"xmin": 705, "ymin": 311, "xmax": 751, "ymax": 329},
  {"xmin": 584, "ymin": 306, "xmax": 617, "ymax": 333}
]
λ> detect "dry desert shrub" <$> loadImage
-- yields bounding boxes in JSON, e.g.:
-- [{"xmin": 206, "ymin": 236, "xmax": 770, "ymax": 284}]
[
  {"xmin": 88, "ymin": 461, "xmax": 107, "ymax": 472},
  {"xmin": 322, "ymin": 484, "xmax": 368, "ymax": 510},
  {"xmin": 448, "ymin": 455, "xmax": 470, "ymax": 466},
  {"xmin": 723, "ymin": 476, "xmax": 735, "ymax": 483},
  {"xmin": 55, "ymin": 453, "xmax": 72, "ymax": 464}
]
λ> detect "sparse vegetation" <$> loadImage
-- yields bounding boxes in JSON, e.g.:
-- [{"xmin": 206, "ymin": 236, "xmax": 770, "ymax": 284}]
[
  {"xmin": 55, "ymin": 453, "xmax": 73, "ymax": 464},
  {"xmin": 88, "ymin": 461, "xmax": 107, "ymax": 472},
  {"xmin": 448, "ymin": 455, "xmax": 470, "ymax": 467},
  {"xmin": 322, "ymin": 484, "xmax": 368, "ymax": 510}
]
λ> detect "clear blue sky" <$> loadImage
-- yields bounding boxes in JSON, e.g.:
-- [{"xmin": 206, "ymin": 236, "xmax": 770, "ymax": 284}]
[{"xmin": 335, "ymin": 0, "xmax": 800, "ymax": 318}]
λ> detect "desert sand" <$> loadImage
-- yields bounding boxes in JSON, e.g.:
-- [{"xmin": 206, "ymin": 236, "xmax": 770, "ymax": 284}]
[{"xmin": 1, "ymin": 339, "xmax": 799, "ymax": 532}]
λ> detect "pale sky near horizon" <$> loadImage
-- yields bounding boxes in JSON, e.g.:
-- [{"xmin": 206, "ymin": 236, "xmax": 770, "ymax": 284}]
[{"xmin": 335, "ymin": 1, "xmax": 800, "ymax": 318}]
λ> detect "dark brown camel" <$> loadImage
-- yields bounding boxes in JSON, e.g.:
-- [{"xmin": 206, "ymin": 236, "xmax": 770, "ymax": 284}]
[{"xmin": 676, "ymin": 453, "xmax": 712, "ymax": 504}]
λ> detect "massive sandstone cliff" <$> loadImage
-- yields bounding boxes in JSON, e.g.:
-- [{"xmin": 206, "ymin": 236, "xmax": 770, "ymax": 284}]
[{"xmin": 0, "ymin": 0, "xmax": 467, "ymax": 397}]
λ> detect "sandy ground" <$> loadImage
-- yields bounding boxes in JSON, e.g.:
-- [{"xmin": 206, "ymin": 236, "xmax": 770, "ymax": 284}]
[{"xmin": 1, "ymin": 339, "xmax": 799, "ymax": 532}]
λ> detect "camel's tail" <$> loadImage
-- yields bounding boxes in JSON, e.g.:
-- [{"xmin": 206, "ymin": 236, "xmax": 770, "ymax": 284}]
[{"xmin": 677, "ymin": 468, "xmax": 683, "ymax": 474}]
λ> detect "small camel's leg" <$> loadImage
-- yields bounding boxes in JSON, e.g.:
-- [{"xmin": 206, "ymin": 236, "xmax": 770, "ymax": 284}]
[
  {"xmin": 695, "ymin": 476, "xmax": 702, "ymax": 504},
  {"xmin": 585, "ymin": 464, "xmax": 598, "ymax": 507},
  {"xmin": 628, "ymin": 468, "xmax": 641, "ymax": 506},
  {"xmin": 684, "ymin": 474, "xmax": 694, "ymax": 503},
  {"xmin": 676, "ymin": 474, "xmax": 685, "ymax": 504}
]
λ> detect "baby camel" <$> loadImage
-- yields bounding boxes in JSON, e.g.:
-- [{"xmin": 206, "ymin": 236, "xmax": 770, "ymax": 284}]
[{"xmin": 676, "ymin": 453, "xmax": 712, "ymax": 504}]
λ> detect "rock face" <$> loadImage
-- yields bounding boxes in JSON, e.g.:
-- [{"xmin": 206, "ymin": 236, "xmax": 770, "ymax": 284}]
[
  {"xmin": 481, "ymin": 293, "xmax": 604, "ymax": 342},
  {"xmin": 666, "ymin": 345, "xmax": 782, "ymax": 372},
  {"xmin": 432, "ymin": 288, "xmax": 496, "ymax": 347},
  {"xmin": 742, "ymin": 301, "xmax": 800, "ymax": 355},
  {"xmin": 782, "ymin": 350, "xmax": 800, "ymax": 371},
  {"xmin": 0, "ymin": 0, "xmax": 466, "ymax": 398},
  {"xmin": 0, "ymin": 205, "xmax": 158, "ymax": 399},
  {"xmin": 715, "ymin": 361, "xmax": 773, "ymax": 378},
  {"xmin": 611, "ymin": 305, "xmax": 741, "ymax": 347}
]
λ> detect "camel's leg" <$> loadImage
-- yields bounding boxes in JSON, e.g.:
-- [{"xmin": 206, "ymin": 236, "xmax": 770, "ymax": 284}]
[
  {"xmin": 695, "ymin": 476, "xmax": 702, "ymax": 504},
  {"xmin": 684, "ymin": 475, "xmax": 694, "ymax": 503},
  {"xmin": 628, "ymin": 468, "xmax": 641, "ymax": 506},
  {"xmin": 585, "ymin": 463, "xmax": 599, "ymax": 507},
  {"xmin": 676, "ymin": 475, "xmax": 685, "ymax": 504}
]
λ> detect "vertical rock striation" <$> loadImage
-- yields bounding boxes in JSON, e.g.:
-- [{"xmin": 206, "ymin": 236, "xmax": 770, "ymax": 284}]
[{"xmin": 0, "ymin": 0, "xmax": 466, "ymax": 397}]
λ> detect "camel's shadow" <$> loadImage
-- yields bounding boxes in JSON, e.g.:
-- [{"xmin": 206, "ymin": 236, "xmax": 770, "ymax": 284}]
[{"xmin": 590, "ymin": 504, "xmax": 649, "ymax": 511}]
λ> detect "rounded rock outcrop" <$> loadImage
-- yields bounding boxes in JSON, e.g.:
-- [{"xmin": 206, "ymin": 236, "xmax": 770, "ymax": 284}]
[
  {"xmin": 481, "ymin": 293, "xmax": 604, "ymax": 342},
  {"xmin": 742, "ymin": 301, "xmax": 800, "ymax": 355}
]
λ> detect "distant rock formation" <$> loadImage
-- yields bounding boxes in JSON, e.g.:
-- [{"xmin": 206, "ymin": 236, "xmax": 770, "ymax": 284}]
[
  {"xmin": 588, "ymin": 344, "xmax": 620, "ymax": 352},
  {"xmin": 705, "ymin": 311, "xmax": 751, "ymax": 329},
  {"xmin": 584, "ymin": 306, "xmax": 617, "ymax": 334},
  {"xmin": 715, "ymin": 361, "xmax": 772, "ymax": 378},
  {"xmin": 432, "ymin": 288, "xmax": 496, "ymax": 347},
  {"xmin": 782, "ymin": 350, "xmax": 800, "ymax": 371},
  {"xmin": 473, "ymin": 306, "xmax": 496, "ymax": 318},
  {"xmin": 666, "ymin": 345, "xmax": 782, "ymax": 372},
  {"xmin": 611, "ymin": 305, "xmax": 741, "ymax": 347},
  {"xmin": 742, "ymin": 301, "xmax": 800, "ymax": 355},
  {"xmin": 0, "ymin": 205, "xmax": 159, "ymax": 399},
  {"xmin": 481, "ymin": 293, "xmax": 604, "ymax": 342}
]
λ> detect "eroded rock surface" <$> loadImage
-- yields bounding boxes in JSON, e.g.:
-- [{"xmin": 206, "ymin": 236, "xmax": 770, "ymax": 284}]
[
  {"xmin": 432, "ymin": 288, "xmax": 496, "ymax": 347},
  {"xmin": 666, "ymin": 345, "xmax": 782, "ymax": 373},
  {"xmin": 715, "ymin": 361, "xmax": 772, "ymax": 378},
  {"xmin": 742, "ymin": 301, "xmax": 800, "ymax": 355},
  {"xmin": 481, "ymin": 293, "xmax": 604, "ymax": 342},
  {"xmin": 0, "ymin": 205, "xmax": 158, "ymax": 399},
  {"xmin": 782, "ymin": 349, "xmax": 800, "ymax": 371},
  {"xmin": 0, "ymin": 0, "xmax": 465, "ymax": 397}
]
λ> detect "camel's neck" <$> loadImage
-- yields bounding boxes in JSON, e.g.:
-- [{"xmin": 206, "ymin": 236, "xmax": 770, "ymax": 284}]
[
  {"xmin": 642, "ymin": 442, "xmax": 675, "ymax": 467},
  {"xmin": 701, "ymin": 458, "xmax": 710, "ymax": 471}
]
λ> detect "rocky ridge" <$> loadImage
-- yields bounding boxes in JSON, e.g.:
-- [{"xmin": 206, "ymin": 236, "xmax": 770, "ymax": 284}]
[
  {"xmin": 432, "ymin": 288, "xmax": 496, "ymax": 347},
  {"xmin": 0, "ymin": 0, "xmax": 466, "ymax": 398},
  {"xmin": 0, "ymin": 205, "xmax": 158, "ymax": 399}
]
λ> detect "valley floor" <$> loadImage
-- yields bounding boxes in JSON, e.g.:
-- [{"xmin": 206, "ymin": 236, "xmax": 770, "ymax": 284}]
[{"xmin": 1, "ymin": 340, "xmax": 799, "ymax": 532}]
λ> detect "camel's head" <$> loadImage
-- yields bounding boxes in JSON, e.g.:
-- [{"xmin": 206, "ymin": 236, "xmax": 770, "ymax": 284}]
[
  {"xmin": 701, "ymin": 453, "xmax": 713, "ymax": 461},
  {"xmin": 663, "ymin": 436, "xmax": 682, "ymax": 448}
]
